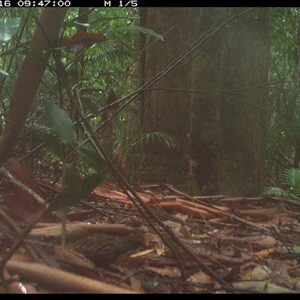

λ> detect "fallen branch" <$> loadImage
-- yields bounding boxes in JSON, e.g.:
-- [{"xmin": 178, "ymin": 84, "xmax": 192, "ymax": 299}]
[{"xmin": 5, "ymin": 259, "xmax": 139, "ymax": 293}]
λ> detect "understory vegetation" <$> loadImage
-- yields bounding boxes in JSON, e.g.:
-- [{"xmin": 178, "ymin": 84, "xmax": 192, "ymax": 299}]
[{"xmin": 0, "ymin": 8, "xmax": 300, "ymax": 197}]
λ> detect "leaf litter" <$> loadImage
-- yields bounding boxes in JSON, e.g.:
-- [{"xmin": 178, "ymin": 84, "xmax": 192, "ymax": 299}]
[{"xmin": 0, "ymin": 159, "xmax": 300, "ymax": 293}]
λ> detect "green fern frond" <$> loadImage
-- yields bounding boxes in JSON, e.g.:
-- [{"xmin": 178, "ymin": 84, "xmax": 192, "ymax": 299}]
[
  {"xmin": 261, "ymin": 186, "xmax": 290, "ymax": 198},
  {"xmin": 65, "ymin": 43, "xmax": 134, "ymax": 74},
  {"xmin": 84, "ymin": 48, "xmax": 132, "ymax": 67},
  {"xmin": 280, "ymin": 168, "xmax": 300, "ymax": 189},
  {"xmin": 132, "ymin": 131, "xmax": 181, "ymax": 151},
  {"xmin": 262, "ymin": 168, "xmax": 300, "ymax": 200}
]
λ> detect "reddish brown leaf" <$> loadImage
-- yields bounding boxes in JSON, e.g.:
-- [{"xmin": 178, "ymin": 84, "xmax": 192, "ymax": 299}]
[
  {"xmin": 2, "ymin": 157, "xmax": 56, "ymax": 222},
  {"xmin": 60, "ymin": 31, "xmax": 106, "ymax": 48}
]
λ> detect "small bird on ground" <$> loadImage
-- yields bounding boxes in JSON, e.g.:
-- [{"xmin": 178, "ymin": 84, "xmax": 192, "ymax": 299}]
[{"xmin": 67, "ymin": 232, "xmax": 145, "ymax": 267}]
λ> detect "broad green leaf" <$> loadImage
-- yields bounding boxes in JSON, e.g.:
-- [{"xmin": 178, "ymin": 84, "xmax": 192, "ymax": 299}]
[
  {"xmin": 293, "ymin": 245, "xmax": 300, "ymax": 253},
  {"xmin": 124, "ymin": 25, "xmax": 164, "ymax": 41},
  {"xmin": 44, "ymin": 133, "xmax": 64, "ymax": 160},
  {"xmin": 48, "ymin": 164, "xmax": 82, "ymax": 212},
  {"xmin": 44, "ymin": 101, "xmax": 77, "ymax": 147},
  {"xmin": 81, "ymin": 172, "xmax": 103, "ymax": 197},
  {"xmin": 78, "ymin": 145, "xmax": 104, "ymax": 173},
  {"xmin": 0, "ymin": 69, "xmax": 9, "ymax": 77},
  {"xmin": 48, "ymin": 167, "xmax": 104, "ymax": 212},
  {"xmin": 0, "ymin": 18, "xmax": 20, "ymax": 43}
]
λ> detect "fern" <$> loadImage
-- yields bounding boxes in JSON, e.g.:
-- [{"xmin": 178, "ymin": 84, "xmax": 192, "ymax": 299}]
[
  {"xmin": 113, "ymin": 131, "xmax": 181, "ymax": 165},
  {"xmin": 84, "ymin": 46, "xmax": 133, "ymax": 68},
  {"xmin": 261, "ymin": 186, "xmax": 290, "ymax": 198},
  {"xmin": 131, "ymin": 131, "xmax": 181, "ymax": 151},
  {"xmin": 262, "ymin": 168, "xmax": 300, "ymax": 200},
  {"xmin": 280, "ymin": 168, "xmax": 300, "ymax": 190}
]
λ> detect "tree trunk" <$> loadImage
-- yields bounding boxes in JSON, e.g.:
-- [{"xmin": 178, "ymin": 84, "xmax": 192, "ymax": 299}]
[
  {"xmin": 188, "ymin": 8, "xmax": 225, "ymax": 195},
  {"xmin": 140, "ymin": 7, "xmax": 200, "ymax": 183},
  {"xmin": 140, "ymin": 8, "xmax": 269, "ymax": 196},
  {"xmin": 219, "ymin": 8, "xmax": 270, "ymax": 196}
]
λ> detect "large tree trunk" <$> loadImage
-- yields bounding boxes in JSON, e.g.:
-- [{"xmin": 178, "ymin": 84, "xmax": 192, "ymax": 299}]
[
  {"xmin": 188, "ymin": 8, "xmax": 225, "ymax": 195},
  {"xmin": 218, "ymin": 8, "xmax": 270, "ymax": 196},
  {"xmin": 140, "ymin": 7, "xmax": 200, "ymax": 183},
  {"xmin": 140, "ymin": 8, "xmax": 269, "ymax": 195}
]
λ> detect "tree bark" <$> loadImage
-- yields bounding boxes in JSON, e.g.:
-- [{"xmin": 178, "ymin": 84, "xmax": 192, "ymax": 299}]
[
  {"xmin": 140, "ymin": 7, "xmax": 200, "ymax": 183},
  {"xmin": 188, "ymin": 8, "xmax": 225, "ymax": 195},
  {"xmin": 140, "ymin": 8, "xmax": 270, "ymax": 196},
  {"xmin": 219, "ymin": 8, "xmax": 270, "ymax": 196}
]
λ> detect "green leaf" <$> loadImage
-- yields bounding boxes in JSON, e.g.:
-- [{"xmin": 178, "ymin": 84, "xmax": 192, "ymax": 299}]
[
  {"xmin": 261, "ymin": 186, "xmax": 289, "ymax": 198},
  {"xmin": 281, "ymin": 168, "xmax": 300, "ymax": 189},
  {"xmin": 48, "ymin": 166, "xmax": 104, "ymax": 212},
  {"xmin": 78, "ymin": 145, "xmax": 105, "ymax": 173},
  {"xmin": 48, "ymin": 164, "xmax": 82, "ymax": 212},
  {"xmin": 81, "ymin": 172, "xmax": 103, "ymax": 198},
  {"xmin": 293, "ymin": 244, "xmax": 300, "ymax": 253},
  {"xmin": 44, "ymin": 133, "xmax": 64, "ymax": 160},
  {"xmin": 44, "ymin": 101, "xmax": 77, "ymax": 147},
  {"xmin": 0, "ymin": 69, "xmax": 9, "ymax": 77},
  {"xmin": 0, "ymin": 18, "xmax": 20, "ymax": 43},
  {"xmin": 124, "ymin": 25, "xmax": 164, "ymax": 41}
]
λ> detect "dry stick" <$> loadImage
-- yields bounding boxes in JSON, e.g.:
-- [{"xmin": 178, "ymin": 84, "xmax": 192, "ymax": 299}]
[
  {"xmin": 0, "ymin": 168, "xmax": 53, "ymax": 292},
  {"xmin": 165, "ymin": 184, "xmax": 274, "ymax": 233},
  {"xmin": 0, "ymin": 207, "xmax": 50, "ymax": 292},
  {"xmin": 5, "ymin": 259, "xmax": 138, "ymax": 293},
  {"xmin": 0, "ymin": 208, "xmax": 48, "ymax": 290},
  {"xmin": 165, "ymin": 183, "xmax": 225, "ymax": 202},
  {"xmin": 0, "ymin": 207, "xmax": 42, "ymax": 263},
  {"xmin": 0, "ymin": 167, "xmax": 48, "ymax": 207}
]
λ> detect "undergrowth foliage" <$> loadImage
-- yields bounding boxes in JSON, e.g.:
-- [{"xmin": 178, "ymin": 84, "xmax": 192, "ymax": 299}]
[
  {"xmin": 0, "ymin": 7, "xmax": 171, "ymax": 188},
  {"xmin": 2, "ymin": 8, "xmax": 300, "ymax": 196},
  {"xmin": 262, "ymin": 168, "xmax": 300, "ymax": 200},
  {"xmin": 266, "ymin": 8, "xmax": 300, "ymax": 181}
]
